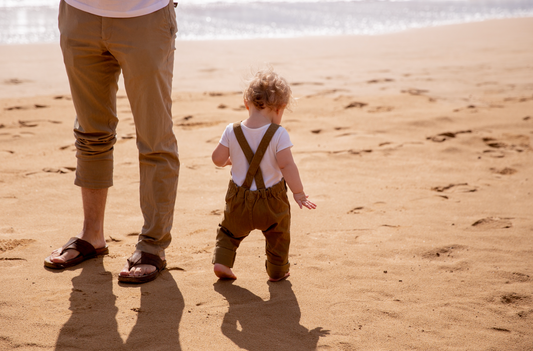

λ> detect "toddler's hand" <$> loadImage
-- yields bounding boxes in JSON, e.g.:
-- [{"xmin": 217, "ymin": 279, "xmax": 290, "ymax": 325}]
[{"xmin": 293, "ymin": 192, "xmax": 317, "ymax": 210}]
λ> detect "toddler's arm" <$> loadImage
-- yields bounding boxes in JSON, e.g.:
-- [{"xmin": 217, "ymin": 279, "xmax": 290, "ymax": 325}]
[
  {"xmin": 276, "ymin": 147, "xmax": 316, "ymax": 210},
  {"xmin": 212, "ymin": 143, "xmax": 231, "ymax": 167}
]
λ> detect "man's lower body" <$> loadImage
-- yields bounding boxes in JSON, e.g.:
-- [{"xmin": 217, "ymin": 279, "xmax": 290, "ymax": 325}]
[{"xmin": 45, "ymin": 0, "xmax": 179, "ymax": 282}]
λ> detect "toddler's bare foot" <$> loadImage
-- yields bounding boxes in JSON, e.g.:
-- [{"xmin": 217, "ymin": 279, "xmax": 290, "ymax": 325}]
[
  {"xmin": 214, "ymin": 263, "xmax": 237, "ymax": 280},
  {"xmin": 269, "ymin": 272, "xmax": 290, "ymax": 282}
]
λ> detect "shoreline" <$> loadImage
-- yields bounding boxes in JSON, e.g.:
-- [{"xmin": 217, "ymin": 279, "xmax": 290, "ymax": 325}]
[{"xmin": 1, "ymin": 17, "xmax": 532, "ymax": 100}]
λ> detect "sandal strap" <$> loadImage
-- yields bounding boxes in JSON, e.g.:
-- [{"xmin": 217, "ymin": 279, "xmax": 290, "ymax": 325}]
[
  {"xmin": 127, "ymin": 251, "xmax": 165, "ymax": 271},
  {"xmin": 61, "ymin": 237, "xmax": 96, "ymax": 257}
]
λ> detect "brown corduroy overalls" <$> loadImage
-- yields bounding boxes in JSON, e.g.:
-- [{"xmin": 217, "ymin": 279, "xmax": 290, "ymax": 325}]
[{"xmin": 212, "ymin": 122, "xmax": 291, "ymax": 280}]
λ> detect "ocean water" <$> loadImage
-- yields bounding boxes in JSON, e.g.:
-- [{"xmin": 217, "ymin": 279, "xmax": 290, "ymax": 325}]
[{"xmin": 0, "ymin": 0, "xmax": 532, "ymax": 44}]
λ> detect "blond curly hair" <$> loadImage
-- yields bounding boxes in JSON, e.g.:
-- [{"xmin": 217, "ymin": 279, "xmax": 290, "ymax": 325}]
[{"xmin": 243, "ymin": 67, "xmax": 293, "ymax": 111}]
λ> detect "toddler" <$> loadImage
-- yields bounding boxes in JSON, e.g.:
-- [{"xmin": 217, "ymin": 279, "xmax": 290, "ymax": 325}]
[{"xmin": 211, "ymin": 67, "xmax": 316, "ymax": 281}]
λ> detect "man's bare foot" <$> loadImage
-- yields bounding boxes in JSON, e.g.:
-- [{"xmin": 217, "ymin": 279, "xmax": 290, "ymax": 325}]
[
  {"xmin": 47, "ymin": 235, "xmax": 107, "ymax": 264},
  {"xmin": 214, "ymin": 263, "xmax": 237, "ymax": 280},
  {"xmin": 47, "ymin": 187, "xmax": 108, "ymax": 266},
  {"xmin": 269, "ymin": 272, "xmax": 290, "ymax": 282},
  {"xmin": 119, "ymin": 250, "xmax": 166, "ymax": 278}
]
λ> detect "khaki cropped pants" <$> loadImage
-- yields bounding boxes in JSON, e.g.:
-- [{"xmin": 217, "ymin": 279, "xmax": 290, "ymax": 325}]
[
  {"xmin": 58, "ymin": 0, "xmax": 179, "ymax": 255},
  {"xmin": 213, "ymin": 179, "xmax": 291, "ymax": 280}
]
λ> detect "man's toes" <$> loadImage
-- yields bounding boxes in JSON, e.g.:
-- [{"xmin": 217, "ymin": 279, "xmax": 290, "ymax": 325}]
[
  {"xmin": 129, "ymin": 265, "xmax": 155, "ymax": 277},
  {"xmin": 50, "ymin": 248, "xmax": 61, "ymax": 256},
  {"xmin": 119, "ymin": 267, "xmax": 130, "ymax": 276},
  {"xmin": 48, "ymin": 248, "xmax": 62, "ymax": 261},
  {"xmin": 141, "ymin": 265, "xmax": 156, "ymax": 276}
]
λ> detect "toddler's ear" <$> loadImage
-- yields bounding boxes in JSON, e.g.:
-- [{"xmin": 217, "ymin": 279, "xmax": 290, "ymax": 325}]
[
  {"xmin": 276, "ymin": 104, "xmax": 287, "ymax": 115},
  {"xmin": 244, "ymin": 99, "xmax": 250, "ymax": 110}
]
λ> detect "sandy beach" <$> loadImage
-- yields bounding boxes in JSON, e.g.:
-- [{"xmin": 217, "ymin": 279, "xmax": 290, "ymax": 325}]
[{"xmin": 1, "ymin": 17, "xmax": 532, "ymax": 350}]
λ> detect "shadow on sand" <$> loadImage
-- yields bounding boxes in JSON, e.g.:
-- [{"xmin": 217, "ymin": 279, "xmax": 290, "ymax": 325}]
[
  {"xmin": 213, "ymin": 279, "xmax": 329, "ymax": 351},
  {"xmin": 55, "ymin": 258, "xmax": 184, "ymax": 351}
]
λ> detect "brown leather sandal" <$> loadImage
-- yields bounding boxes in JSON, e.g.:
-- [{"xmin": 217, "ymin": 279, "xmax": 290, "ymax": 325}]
[
  {"xmin": 44, "ymin": 237, "xmax": 109, "ymax": 269},
  {"xmin": 118, "ymin": 251, "xmax": 167, "ymax": 284}
]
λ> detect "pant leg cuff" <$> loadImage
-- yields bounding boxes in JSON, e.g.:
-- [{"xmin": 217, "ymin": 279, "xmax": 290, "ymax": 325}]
[
  {"xmin": 265, "ymin": 260, "xmax": 290, "ymax": 280},
  {"xmin": 212, "ymin": 246, "xmax": 236, "ymax": 268}
]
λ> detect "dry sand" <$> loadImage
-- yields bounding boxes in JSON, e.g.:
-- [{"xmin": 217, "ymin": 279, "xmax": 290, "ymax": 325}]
[{"xmin": 0, "ymin": 18, "xmax": 532, "ymax": 350}]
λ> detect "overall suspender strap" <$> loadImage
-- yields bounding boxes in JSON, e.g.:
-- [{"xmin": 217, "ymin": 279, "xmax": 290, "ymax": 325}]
[{"xmin": 233, "ymin": 122, "xmax": 281, "ymax": 190}]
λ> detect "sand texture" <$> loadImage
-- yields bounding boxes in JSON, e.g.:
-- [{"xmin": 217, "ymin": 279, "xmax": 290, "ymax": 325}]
[{"xmin": 0, "ymin": 18, "xmax": 532, "ymax": 350}]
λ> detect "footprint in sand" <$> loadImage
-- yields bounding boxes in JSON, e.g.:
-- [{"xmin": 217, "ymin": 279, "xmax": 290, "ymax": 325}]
[
  {"xmin": 490, "ymin": 167, "xmax": 517, "ymax": 175},
  {"xmin": 500, "ymin": 293, "xmax": 529, "ymax": 305},
  {"xmin": 19, "ymin": 120, "xmax": 39, "ymax": 127},
  {"xmin": 59, "ymin": 144, "xmax": 75, "ymax": 151},
  {"xmin": 367, "ymin": 106, "xmax": 393, "ymax": 113},
  {"xmin": 431, "ymin": 183, "xmax": 477, "ymax": 193},
  {"xmin": 421, "ymin": 244, "xmax": 466, "ymax": 260},
  {"xmin": 329, "ymin": 149, "xmax": 372, "ymax": 156},
  {"xmin": 42, "ymin": 167, "xmax": 76, "ymax": 174},
  {"xmin": 483, "ymin": 137, "xmax": 507, "ymax": 149},
  {"xmin": 401, "ymin": 88, "xmax": 428, "ymax": 96},
  {"xmin": 471, "ymin": 217, "xmax": 512, "ymax": 229},
  {"xmin": 12, "ymin": 131, "xmax": 36, "ymax": 139},
  {"xmin": 497, "ymin": 271, "xmax": 530, "ymax": 283},
  {"xmin": 503, "ymin": 95, "xmax": 533, "ymax": 103},
  {"xmin": 12, "ymin": 120, "xmax": 61, "ymax": 128},
  {"xmin": 482, "ymin": 134, "xmax": 530, "ymax": 152},
  {"xmin": 0, "ymin": 239, "xmax": 35, "ymax": 253},
  {"xmin": 345, "ymin": 102, "xmax": 367, "ymax": 109},
  {"xmin": 175, "ymin": 120, "xmax": 221, "ymax": 129},
  {"xmin": 367, "ymin": 78, "xmax": 394, "ymax": 84},
  {"xmin": 174, "ymin": 114, "xmax": 222, "ymax": 128},
  {"xmin": 347, "ymin": 206, "xmax": 364, "ymax": 214},
  {"xmin": 4, "ymin": 78, "xmax": 31, "ymax": 85},
  {"xmin": 426, "ymin": 130, "xmax": 471, "ymax": 143},
  {"xmin": 291, "ymin": 82, "xmax": 324, "ymax": 86},
  {"xmin": 493, "ymin": 291, "xmax": 532, "ymax": 322},
  {"xmin": 205, "ymin": 91, "xmax": 241, "ymax": 97},
  {"xmin": 482, "ymin": 150, "xmax": 505, "ymax": 158},
  {"xmin": 335, "ymin": 132, "xmax": 357, "ymax": 137},
  {"xmin": 178, "ymin": 115, "xmax": 193, "ymax": 121},
  {"xmin": 305, "ymin": 89, "xmax": 349, "ymax": 98},
  {"xmin": 347, "ymin": 202, "xmax": 387, "ymax": 215},
  {"xmin": 453, "ymin": 104, "xmax": 479, "ymax": 113},
  {"xmin": 5, "ymin": 105, "xmax": 48, "ymax": 111},
  {"xmin": 54, "ymin": 95, "xmax": 72, "ymax": 100}
]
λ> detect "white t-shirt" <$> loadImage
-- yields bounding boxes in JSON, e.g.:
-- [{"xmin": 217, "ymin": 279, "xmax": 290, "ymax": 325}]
[
  {"xmin": 220, "ymin": 123, "xmax": 293, "ymax": 191},
  {"xmin": 65, "ymin": 0, "xmax": 170, "ymax": 18}
]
